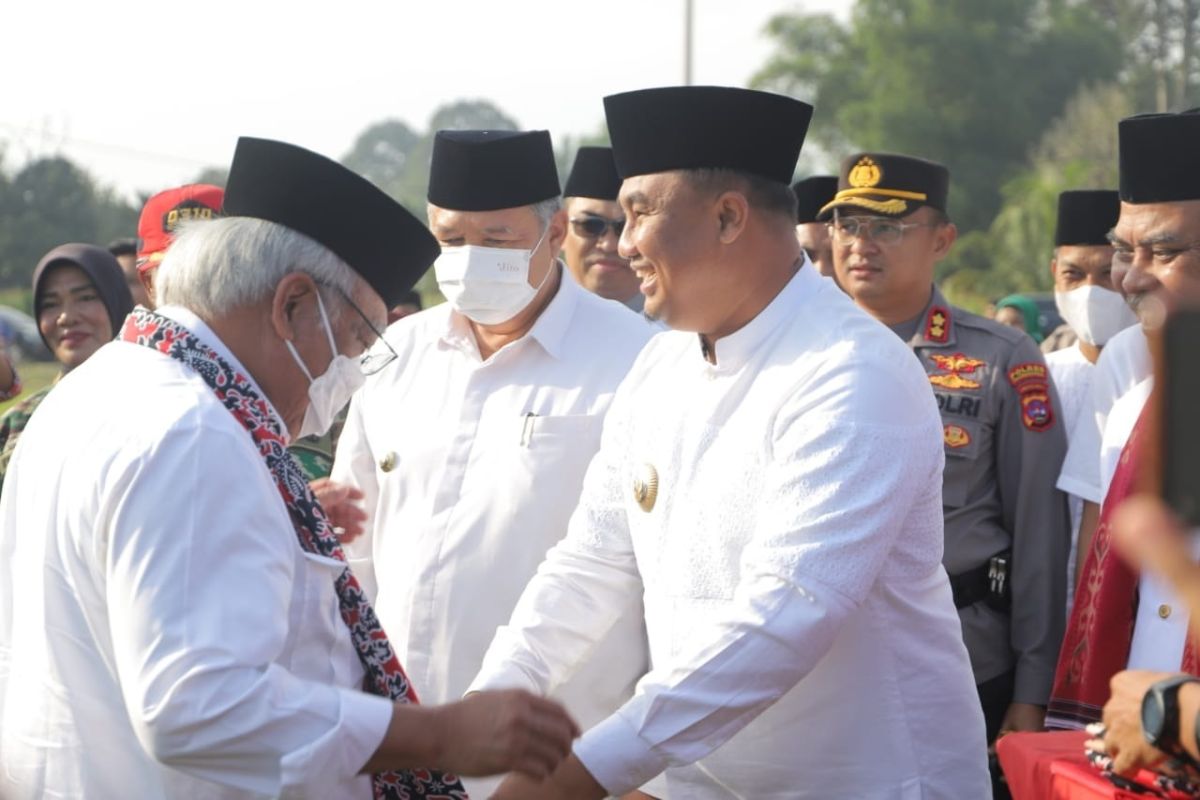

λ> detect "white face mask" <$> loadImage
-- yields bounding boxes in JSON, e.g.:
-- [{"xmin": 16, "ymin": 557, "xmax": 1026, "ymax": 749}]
[
  {"xmin": 284, "ymin": 293, "xmax": 366, "ymax": 439},
  {"xmin": 1054, "ymin": 284, "xmax": 1139, "ymax": 347},
  {"xmin": 434, "ymin": 226, "xmax": 551, "ymax": 325}
]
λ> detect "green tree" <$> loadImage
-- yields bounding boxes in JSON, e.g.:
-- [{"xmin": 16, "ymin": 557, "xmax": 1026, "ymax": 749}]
[
  {"xmin": 341, "ymin": 119, "xmax": 420, "ymax": 201},
  {"xmin": 752, "ymin": 0, "xmax": 1123, "ymax": 232},
  {"xmin": 0, "ymin": 156, "xmax": 136, "ymax": 288}
]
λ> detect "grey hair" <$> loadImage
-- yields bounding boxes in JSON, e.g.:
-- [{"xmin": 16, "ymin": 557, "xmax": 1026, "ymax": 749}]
[
  {"xmin": 155, "ymin": 217, "xmax": 356, "ymax": 321},
  {"xmin": 425, "ymin": 196, "xmax": 563, "ymax": 235},
  {"xmin": 529, "ymin": 196, "xmax": 563, "ymax": 231}
]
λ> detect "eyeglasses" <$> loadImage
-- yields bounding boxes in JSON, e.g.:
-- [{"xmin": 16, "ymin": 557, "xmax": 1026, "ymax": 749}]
[
  {"xmin": 831, "ymin": 216, "xmax": 937, "ymax": 246},
  {"xmin": 324, "ymin": 285, "xmax": 399, "ymax": 376},
  {"xmin": 569, "ymin": 215, "xmax": 625, "ymax": 239}
]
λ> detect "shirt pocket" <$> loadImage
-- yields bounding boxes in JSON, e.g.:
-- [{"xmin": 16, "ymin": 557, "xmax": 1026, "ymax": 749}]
[
  {"xmin": 290, "ymin": 551, "xmax": 351, "ymax": 674},
  {"xmin": 941, "ymin": 419, "xmax": 983, "ymax": 508},
  {"xmin": 492, "ymin": 413, "xmax": 604, "ymax": 515}
]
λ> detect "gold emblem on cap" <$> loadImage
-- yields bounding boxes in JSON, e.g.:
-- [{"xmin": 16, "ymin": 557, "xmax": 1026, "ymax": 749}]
[
  {"xmin": 379, "ymin": 451, "xmax": 397, "ymax": 473},
  {"xmin": 632, "ymin": 463, "xmax": 659, "ymax": 512},
  {"xmin": 848, "ymin": 156, "xmax": 882, "ymax": 189}
]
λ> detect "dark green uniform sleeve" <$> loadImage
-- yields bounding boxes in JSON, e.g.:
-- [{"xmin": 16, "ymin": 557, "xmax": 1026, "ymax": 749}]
[{"xmin": 995, "ymin": 336, "xmax": 1070, "ymax": 706}]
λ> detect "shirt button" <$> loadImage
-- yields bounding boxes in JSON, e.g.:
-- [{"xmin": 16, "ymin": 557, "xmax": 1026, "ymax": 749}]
[
  {"xmin": 379, "ymin": 451, "xmax": 397, "ymax": 473},
  {"xmin": 1159, "ymin": 603, "xmax": 1172, "ymax": 619}
]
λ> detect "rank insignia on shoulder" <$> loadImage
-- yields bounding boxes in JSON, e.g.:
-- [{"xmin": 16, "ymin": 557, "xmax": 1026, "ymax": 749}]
[
  {"xmin": 632, "ymin": 463, "xmax": 659, "ymax": 512},
  {"xmin": 944, "ymin": 424, "xmax": 971, "ymax": 448},
  {"xmin": 924, "ymin": 306, "xmax": 950, "ymax": 343},
  {"xmin": 1007, "ymin": 362, "xmax": 1054, "ymax": 431}
]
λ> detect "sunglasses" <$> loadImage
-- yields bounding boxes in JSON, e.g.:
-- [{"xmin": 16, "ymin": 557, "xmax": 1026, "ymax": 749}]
[{"xmin": 570, "ymin": 215, "xmax": 625, "ymax": 239}]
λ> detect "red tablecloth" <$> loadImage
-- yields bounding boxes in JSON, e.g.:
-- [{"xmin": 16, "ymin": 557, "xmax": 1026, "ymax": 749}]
[{"xmin": 997, "ymin": 730, "xmax": 1145, "ymax": 799}]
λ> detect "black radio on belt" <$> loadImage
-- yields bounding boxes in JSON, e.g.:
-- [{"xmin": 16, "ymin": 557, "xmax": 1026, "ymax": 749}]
[{"xmin": 949, "ymin": 551, "xmax": 1012, "ymax": 613}]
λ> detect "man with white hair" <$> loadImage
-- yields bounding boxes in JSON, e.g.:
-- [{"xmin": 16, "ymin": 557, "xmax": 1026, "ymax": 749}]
[
  {"xmin": 0, "ymin": 137, "xmax": 578, "ymax": 799},
  {"xmin": 332, "ymin": 129, "xmax": 652, "ymax": 797}
]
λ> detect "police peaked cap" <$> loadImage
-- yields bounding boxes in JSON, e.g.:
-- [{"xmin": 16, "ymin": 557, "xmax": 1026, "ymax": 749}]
[
  {"xmin": 428, "ymin": 129, "xmax": 561, "ymax": 211},
  {"xmin": 1055, "ymin": 190, "xmax": 1119, "ymax": 246},
  {"xmin": 563, "ymin": 146, "xmax": 622, "ymax": 201},
  {"xmin": 1119, "ymin": 110, "xmax": 1200, "ymax": 204},
  {"xmin": 603, "ymin": 86, "xmax": 812, "ymax": 184},
  {"xmin": 820, "ymin": 152, "xmax": 950, "ymax": 220},
  {"xmin": 222, "ymin": 137, "xmax": 439, "ymax": 308},
  {"xmin": 791, "ymin": 175, "xmax": 838, "ymax": 224}
]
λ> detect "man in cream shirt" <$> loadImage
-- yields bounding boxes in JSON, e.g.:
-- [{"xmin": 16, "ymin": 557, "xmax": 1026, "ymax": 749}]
[
  {"xmin": 332, "ymin": 129, "xmax": 650, "ymax": 796},
  {"xmin": 472, "ymin": 86, "xmax": 989, "ymax": 800}
]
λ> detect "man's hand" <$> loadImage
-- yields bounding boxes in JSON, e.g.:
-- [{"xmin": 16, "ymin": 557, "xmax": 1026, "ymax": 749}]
[
  {"xmin": 432, "ymin": 690, "xmax": 580, "ymax": 780},
  {"xmin": 1099, "ymin": 669, "xmax": 1174, "ymax": 776},
  {"xmin": 997, "ymin": 702, "xmax": 1046, "ymax": 737},
  {"xmin": 308, "ymin": 478, "xmax": 367, "ymax": 542},
  {"xmin": 489, "ymin": 753, "xmax": 607, "ymax": 800}
]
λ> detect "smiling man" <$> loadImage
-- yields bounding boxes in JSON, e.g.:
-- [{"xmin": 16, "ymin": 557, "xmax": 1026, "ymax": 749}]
[
  {"xmin": 562, "ymin": 146, "xmax": 643, "ymax": 311},
  {"xmin": 471, "ymin": 87, "xmax": 989, "ymax": 800},
  {"xmin": 825, "ymin": 153, "xmax": 1071, "ymax": 792}
]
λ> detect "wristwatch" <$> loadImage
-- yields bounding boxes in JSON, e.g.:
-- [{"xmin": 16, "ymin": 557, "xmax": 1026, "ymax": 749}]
[{"xmin": 1142, "ymin": 674, "xmax": 1200, "ymax": 759}]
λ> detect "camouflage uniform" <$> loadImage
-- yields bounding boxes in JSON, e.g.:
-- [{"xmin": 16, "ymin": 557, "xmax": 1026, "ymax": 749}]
[
  {"xmin": 287, "ymin": 410, "xmax": 347, "ymax": 483},
  {"xmin": 0, "ymin": 386, "xmax": 50, "ymax": 494}
]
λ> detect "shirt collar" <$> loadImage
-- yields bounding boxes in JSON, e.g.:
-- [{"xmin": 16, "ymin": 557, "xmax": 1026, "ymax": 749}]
[
  {"xmin": 439, "ymin": 261, "xmax": 579, "ymax": 362},
  {"xmin": 155, "ymin": 304, "xmax": 289, "ymax": 440},
  {"xmin": 701, "ymin": 257, "xmax": 811, "ymax": 374}
]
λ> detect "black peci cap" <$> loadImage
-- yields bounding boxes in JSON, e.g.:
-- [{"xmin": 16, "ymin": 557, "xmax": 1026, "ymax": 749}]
[
  {"xmin": 792, "ymin": 175, "xmax": 838, "ymax": 224},
  {"xmin": 222, "ymin": 137, "xmax": 440, "ymax": 309},
  {"xmin": 603, "ymin": 86, "xmax": 812, "ymax": 184},
  {"xmin": 427, "ymin": 129, "xmax": 561, "ymax": 211},
  {"xmin": 819, "ymin": 153, "xmax": 950, "ymax": 220},
  {"xmin": 563, "ymin": 146, "xmax": 621, "ymax": 201},
  {"xmin": 1118, "ymin": 110, "xmax": 1200, "ymax": 204},
  {"xmin": 1055, "ymin": 190, "xmax": 1119, "ymax": 246}
]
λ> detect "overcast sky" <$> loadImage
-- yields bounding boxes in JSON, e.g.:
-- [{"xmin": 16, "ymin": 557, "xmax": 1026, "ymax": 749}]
[{"xmin": 1, "ymin": 0, "xmax": 844, "ymax": 201}]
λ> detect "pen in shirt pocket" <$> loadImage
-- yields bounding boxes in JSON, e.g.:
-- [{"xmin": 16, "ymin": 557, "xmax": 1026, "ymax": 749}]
[{"xmin": 520, "ymin": 412, "xmax": 537, "ymax": 447}]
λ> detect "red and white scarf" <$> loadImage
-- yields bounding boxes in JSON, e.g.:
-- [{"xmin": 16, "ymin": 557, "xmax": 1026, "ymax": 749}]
[
  {"xmin": 1047, "ymin": 404, "xmax": 1197, "ymax": 729},
  {"xmin": 121, "ymin": 307, "xmax": 467, "ymax": 799}
]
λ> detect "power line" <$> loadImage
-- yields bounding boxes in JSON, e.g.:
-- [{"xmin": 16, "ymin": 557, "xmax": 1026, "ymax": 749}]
[{"xmin": 0, "ymin": 120, "xmax": 215, "ymax": 168}]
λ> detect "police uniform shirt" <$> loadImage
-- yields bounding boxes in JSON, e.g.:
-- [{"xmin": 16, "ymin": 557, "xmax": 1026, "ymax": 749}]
[
  {"xmin": 892, "ymin": 286, "xmax": 1070, "ymax": 705},
  {"xmin": 331, "ymin": 267, "xmax": 651, "ymax": 797},
  {"xmin": 470, "ymin": 264, "xmax": 989, "ymax": 798}
]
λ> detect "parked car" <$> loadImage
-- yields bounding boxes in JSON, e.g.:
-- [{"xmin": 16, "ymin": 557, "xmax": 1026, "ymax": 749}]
[{"xmin": 0, "ymin": 306, "xmax": 52, "ymax": 362}]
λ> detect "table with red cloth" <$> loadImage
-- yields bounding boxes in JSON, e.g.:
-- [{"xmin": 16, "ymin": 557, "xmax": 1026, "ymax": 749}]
[{"xmin": 998, "ymin": 730, "xmax": 1144, "ymax": 799}]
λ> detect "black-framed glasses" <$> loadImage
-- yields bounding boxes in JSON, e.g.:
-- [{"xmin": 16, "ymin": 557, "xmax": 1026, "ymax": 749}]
[
  {"xmin": 569, "ymin": 215, "xmax": 625, "ymax": 239},
  {"xmin": 323, "ymin": 284, "xmax": 398, "ymax": 376},
  {"xmin": 831, "ymin": 215, "xmax": 936, "ymax": 246}
]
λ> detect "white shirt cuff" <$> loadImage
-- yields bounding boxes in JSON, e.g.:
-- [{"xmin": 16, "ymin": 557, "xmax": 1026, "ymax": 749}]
[
  {"xmin": 335, "ymin": 688, "xmax": 396, "ymax": 775},
  {"xmin": 573, "ymin": 710, "xmax": 668, "ymax": 797},
  {"xmin": 1056, "ymin": 473, "xmax": 1102, "ymax": 504},
  {"xmin": 464, "ymin": 662, "xmax": 541, "ymax": 697}
]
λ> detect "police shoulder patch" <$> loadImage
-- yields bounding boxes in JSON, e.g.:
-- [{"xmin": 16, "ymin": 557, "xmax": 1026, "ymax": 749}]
[{"xmin": 1007, "ymin": 362, "xmax": 1054, "ymax": 431}]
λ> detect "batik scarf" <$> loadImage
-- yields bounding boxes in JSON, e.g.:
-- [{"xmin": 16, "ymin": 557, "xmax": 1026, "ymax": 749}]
[{"xmin": 120, "ymin": 307, "xmax": 467, "ymax": 799}]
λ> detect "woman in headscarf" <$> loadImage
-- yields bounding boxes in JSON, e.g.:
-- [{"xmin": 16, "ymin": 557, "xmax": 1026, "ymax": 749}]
[
  {"xmin": 0, "ymin": 244, "xmax": 134, "ymax": 490},
  {"xmin": 994, "ymin": 293, "xmax": 1046, "ymax": 344}
]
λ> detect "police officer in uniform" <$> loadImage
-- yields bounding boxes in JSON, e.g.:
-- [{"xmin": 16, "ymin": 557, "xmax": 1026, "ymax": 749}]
[{"xmin": 822, "ymin": 153, "xmax": 1070, "ymax": 791}]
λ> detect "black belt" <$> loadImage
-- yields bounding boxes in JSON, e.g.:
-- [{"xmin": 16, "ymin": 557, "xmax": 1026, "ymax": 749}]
[{"xmin": 950, "ymin": 551, "xmax": 1012, "ymax": 613}]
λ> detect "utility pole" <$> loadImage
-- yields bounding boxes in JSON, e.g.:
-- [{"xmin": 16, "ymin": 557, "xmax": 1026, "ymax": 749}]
[{"xmin": 684, "ymin": 0, "xmax": 694, "ymax": 85}]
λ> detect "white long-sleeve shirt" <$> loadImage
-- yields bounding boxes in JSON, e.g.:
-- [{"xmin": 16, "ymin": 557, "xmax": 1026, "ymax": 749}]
[
  {"xmin": 0, "ymin": 306, "xmax": 391, "ymax": 799},
  {"xmin": 332, "ymin": 268, "xmax": 652, "ymax": 796},
  {"xmin": 470, "ymin": 264, "xmax": 990, "ymax": 799}
]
